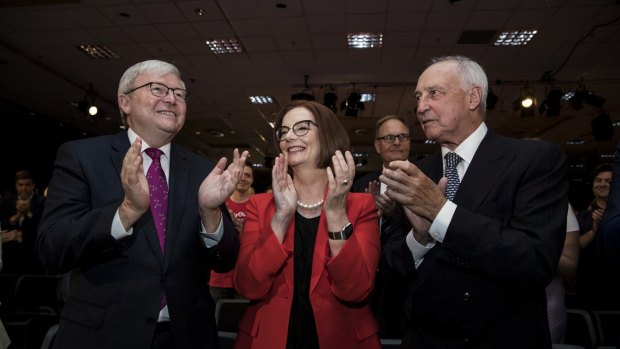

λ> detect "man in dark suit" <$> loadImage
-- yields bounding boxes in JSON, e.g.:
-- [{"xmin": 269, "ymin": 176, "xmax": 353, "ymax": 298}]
[
  {"xmin": 37, "ymin": 60, "xmax": 248, "ymax": 349},
  {"xmin": 351, "ymin": 114, "xmax": 412, "ymax": 339},
  {"xmin": 380, "ymin": 55, "xmax": 568, "ymax": 348},
  {"xmin": 0, "ymin": 170, "xmax": 46, "ymax": 274}
]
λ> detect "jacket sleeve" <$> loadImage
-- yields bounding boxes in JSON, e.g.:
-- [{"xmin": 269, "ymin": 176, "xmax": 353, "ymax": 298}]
[
  {"xmin": 233, "ymin": 195, "xmax": 289, "ymax": 300},
  {"xmin": 325, "ymin": 193, "xmax": 380, "ymax": 303}
]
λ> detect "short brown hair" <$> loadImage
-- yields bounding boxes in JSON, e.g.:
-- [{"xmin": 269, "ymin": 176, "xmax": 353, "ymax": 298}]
[
  {"xmin": 15, "ymin": 170, "xmax": 33, "ymax": 182},
  {"xmin": 273, "ymin": 100, "xmax": 350, "ymax": 169}
]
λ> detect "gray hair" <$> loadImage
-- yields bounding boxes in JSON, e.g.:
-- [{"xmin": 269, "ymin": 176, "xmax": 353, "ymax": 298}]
[
  {"xmin": 430, "ymin": 55, "xmax": 488, "ymax": 110},
  {"xmin": 117, "ymin": 60, "xmax": 185, "ymax": 123},
  {"xmin": 375, "ymin": 114, "xmax": 410, "ymax": 137}
]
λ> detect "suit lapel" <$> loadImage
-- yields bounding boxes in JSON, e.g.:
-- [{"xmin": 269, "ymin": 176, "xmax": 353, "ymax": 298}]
[
  {"xmin": 453, "ymin": 131, "xmax": 513, "ymax": 210},
  {"xmin": 163, "ymin": 144, "xmax": 190, "ymax": 266}
]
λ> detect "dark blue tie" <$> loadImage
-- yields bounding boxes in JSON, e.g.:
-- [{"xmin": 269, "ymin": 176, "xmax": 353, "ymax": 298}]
[{"xmin": 444, "ymin": 152, "xmax": 461, "ymax": 201}]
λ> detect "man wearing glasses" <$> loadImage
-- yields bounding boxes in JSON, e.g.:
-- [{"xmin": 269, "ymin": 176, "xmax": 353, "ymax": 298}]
[
  {"xmin": 37, "ymin": 60, "xmax": 248, "ymax": 349},
  {"xmin": 352, "ymin": 114, "xmax": 412, "ymax": 339}
]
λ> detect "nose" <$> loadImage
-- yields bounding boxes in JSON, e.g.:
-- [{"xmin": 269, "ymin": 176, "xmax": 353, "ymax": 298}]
[
  {"xmin": 163, "ymin": 89, "xmax": 177, "ymax": 103},
  {"xmin": 417, "ymin": 96, "xmax": 430, "ymax": 114}
]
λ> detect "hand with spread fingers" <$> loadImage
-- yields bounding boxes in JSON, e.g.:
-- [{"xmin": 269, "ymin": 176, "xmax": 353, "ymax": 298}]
[
  {"xmin": 270, "ymin": 153, "xmax": 297, "ymax": 242},
  {"xmin": 119, "ymin": 137, "xmax": 150, "ymax": 230},
  {"xmin": 325, "ymin": 150, "xmax": 355, "ymax": 211}
]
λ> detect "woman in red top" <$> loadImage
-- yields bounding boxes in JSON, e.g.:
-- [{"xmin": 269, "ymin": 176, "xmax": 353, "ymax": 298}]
[{"xmin": 233, "ymin": 100, "xmax": 381, "ymax": 349}]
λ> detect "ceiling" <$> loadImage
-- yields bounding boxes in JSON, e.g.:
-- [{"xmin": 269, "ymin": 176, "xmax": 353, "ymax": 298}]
[{"xmin": 1, "ymin": 0, "xmax": 620, "ymax": 181}]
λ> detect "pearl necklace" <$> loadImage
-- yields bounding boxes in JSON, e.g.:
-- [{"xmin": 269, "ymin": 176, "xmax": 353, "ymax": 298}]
[{"xmin": 296, "ymin": 199, "xmax": 324, "ymax": 210}]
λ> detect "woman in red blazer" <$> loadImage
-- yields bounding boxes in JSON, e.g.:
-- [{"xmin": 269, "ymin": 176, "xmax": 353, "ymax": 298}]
[{"xmin": 233, "ymin": 100, "xmax": 381, "ymax": 349}]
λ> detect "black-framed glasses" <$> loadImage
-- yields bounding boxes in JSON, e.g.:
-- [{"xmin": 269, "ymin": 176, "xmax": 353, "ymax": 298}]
[
  {"xmin": 125, "ymin": 82, "xmax": 189, "ymax": 102},
  {"xmin": 375, "ymin": 133, "xmax": 410, "ymax": 143},
  {"xmin": 275, "ymin": 120, "xmax": 318, "ymax": 141}
]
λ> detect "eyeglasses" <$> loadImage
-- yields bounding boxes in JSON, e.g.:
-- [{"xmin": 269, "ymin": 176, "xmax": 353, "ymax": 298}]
[
  {"xmin": 375, "ymin": 133, "xmax": 410, "ymax": 143},
  {"xmin": 275, "ymin": 120, "xmax": 318, "ymax": 141},
  {"xmin": 125, "ymin": 82, "xmax": 189, "ymax": 102}
]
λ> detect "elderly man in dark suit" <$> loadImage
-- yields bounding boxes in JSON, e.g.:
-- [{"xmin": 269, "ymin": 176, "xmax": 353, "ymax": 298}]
[
  {"xmin": 37, "ymin": 60, "xmax": 248, "ymax": 349},
  {"xmin": 381, "ymin": 55, "xmax": 568, "ymax": 348}
]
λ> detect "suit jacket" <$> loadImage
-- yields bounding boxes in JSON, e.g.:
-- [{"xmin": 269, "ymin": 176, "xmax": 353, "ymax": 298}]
[
  {"xmin": 233, "ymin": 192, "xmax": 382, "ymax": 349},
  {"xmin": 36, "ymin": 131, "xmax": 239, "ymax": 349},
  {"xmin": 0, "ymin": 192, "xmax": 45, "ymax": 274},
  {"xmin": 352, "ymin": 170, "xmax": 410, "ymax": 338},
  {"xmin": 598, "ymin": 139, "xmax": 620, "ymax": 265},
  {"xmin": 385, "ymin": 130, "xmax": 568, "ymax": 349}
]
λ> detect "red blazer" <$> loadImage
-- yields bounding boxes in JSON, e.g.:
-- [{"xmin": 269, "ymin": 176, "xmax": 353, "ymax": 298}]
[{"xmin": 233, "ymin": 192, "xmax": 382, "ymax": 349}]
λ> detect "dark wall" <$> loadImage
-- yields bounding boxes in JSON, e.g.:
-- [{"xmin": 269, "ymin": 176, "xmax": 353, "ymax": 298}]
[{"xmin": 0, "ymin": 98, "xmax": 88, "ymax": 196}]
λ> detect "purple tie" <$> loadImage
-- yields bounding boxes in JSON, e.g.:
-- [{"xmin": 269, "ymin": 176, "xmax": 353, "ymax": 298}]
[{"xmin": 145, "ymin": 148, "xmax": 168, "ymax": 253}]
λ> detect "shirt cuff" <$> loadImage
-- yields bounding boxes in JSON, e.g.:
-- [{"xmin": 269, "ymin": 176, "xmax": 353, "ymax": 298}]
[
  {"xmin": 200, "ymin": 215, "xmax": 224, "ymax": 248},
  {"xmin": 406, "ymin": 230, "xmax": 435, "ymax": 269},
  {"xmin": 428, "ymin": 200, "xmax": 457, "ymax": 243},
  {"xmin": 112, "ymin": 208, "xmax": 133, "ymax": 240}
]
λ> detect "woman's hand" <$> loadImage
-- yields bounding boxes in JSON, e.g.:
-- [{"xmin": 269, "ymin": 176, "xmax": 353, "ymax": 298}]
[{"xmin": 270, "ymin": 153, "xmax": 296, "ymax": 242}]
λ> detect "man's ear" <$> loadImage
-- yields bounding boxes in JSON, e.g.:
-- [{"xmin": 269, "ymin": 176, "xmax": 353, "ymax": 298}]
[
  {"xmin": 118, "ymin": 94, "xmax": 131, "ymax": 115},
  {"xmin": 469, "ymin": 86, "xmax": 482, "ymax": 110},
  {"xmin": 374, "ymin": 139, "xmax": 381, "ymax": 154}
]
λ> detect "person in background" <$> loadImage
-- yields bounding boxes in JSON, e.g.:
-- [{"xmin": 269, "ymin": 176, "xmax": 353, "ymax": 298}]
[
  {"xmin": 37, "ymin": 59, "xmax": 248, "ymax": 349},
  {"xmin": 547, "ymin": 204, "xmax": 579, "ymax": 343},
  {"xmin": 573, "ymin": 163, "xmax": 620, "ymax": 312},
  {"xmin": 233, "ymin": 100, "xmax": 381, "ymax": 349},
  {"xmin": 352, "ymin": 114, "xmax": 412, "ymax": 338},
  {"xmin": 0, "ymin": 232, "xmax": 12, "ymax": 349},
  {"xmin": 0, "ymin": 170, "xmax": 46, "ymax": 274},
  {"xmin": 597, "ymin": 140, "xmax": 620, "ymax": 348},
  {"xmin": 209, "ymin": 163, "xmax": 254, "ymax": 304},
  {"xmin": 598, "ymin": 141, "xmax": 620, "ymax": 265},
  {"xmin": 381, "ymin": 55, "xmax": 568, "ymax": 348}
]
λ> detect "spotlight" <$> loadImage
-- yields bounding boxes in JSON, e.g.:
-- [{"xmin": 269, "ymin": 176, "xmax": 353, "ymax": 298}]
[
  {"xmin": 591, "ymin": 111, "xmax": 614, "ymax": 141},
  {"xmin": 513, "ymin": 93, "xmax": 536, "ymax": 117},
  {"xmin": 88, "ymin": 105, "xmax": 98, "ymax": 116},
  {"xmin": 521, "ymin": 97, "xmax": 534, "ymax": 109},
  {"xmin": 538, "ymin": 89, "xmax": 562, "ymax": 117},
  {"xmin": 569, "ymin": 88, "xmax": 606, "ymax": 110},
  {"xmin": 291, "ymin": 74, "xmax": 315, "ymax": 101},
  {"xmin": 340, "ymin": 91, "xmax": 365, "ymax": 117},
  {"xmin": 486, "ymin": 88, "xmax": 498, "ymax": 110},
  {"xmin": 323, "ymin": 91, "xmax": 338, "ymax": 113}
]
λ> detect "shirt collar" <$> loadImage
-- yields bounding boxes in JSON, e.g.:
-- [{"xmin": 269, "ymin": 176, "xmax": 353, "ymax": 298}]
[
  {"xmin": 127, "ymin": 128, "xmax": 171, "ymax": 158},
  {"xmin": 441, "ymin": 122, "xmax": 487, "ymax": 165}
]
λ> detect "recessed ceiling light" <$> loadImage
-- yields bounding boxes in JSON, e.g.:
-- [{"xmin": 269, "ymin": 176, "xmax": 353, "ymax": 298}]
[
  {"xmin": 566, "ymin": 139, "xmax": 585, "ymax": 145},
  {"xmin": 77, "ymin": 44, "xmax": 120, "ymax": 59},
  {"xmin": 347, "ymin": 33, "xmax": 383, "ymax": 48},
  {"xmin": 206, "ymin": 39, "xmax": 244, "ymax": 54},
  {"xmin": 249, "ymin": 96, "xmax": 274, "ymax": 104},
  {"xmin": 494, "ymin": 30, "xmax": 538, "ymax": 46},
  {"xmin": 195, "ymin": 8, "xmax": 206, "ymax": 16}
]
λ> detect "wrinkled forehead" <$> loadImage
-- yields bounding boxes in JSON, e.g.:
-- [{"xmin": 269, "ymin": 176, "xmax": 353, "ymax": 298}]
[{"xmin": 416, "ymin": 61, "xmax": 460, "ymax": 89}]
